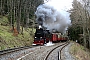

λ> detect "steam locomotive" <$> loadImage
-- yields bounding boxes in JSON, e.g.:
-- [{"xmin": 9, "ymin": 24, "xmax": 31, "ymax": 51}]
[{"xmin": 33, "ymin": 27, "xmax": 68, "ymax": 45}]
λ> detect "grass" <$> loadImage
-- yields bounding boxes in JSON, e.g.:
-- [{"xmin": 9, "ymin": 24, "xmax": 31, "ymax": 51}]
[
  {"xmin": 0, "ymin": 25, "xmax": 35, "ymax": 50},
  {"xmin": 0, "ymin": 16, "xmax": 35, "ymax": 50},
  {"xmin": 70, "ymin": 42, "xmax": 90, "ymax": 60},
  {"xmin": 0, "ymin": 16, "xmax": 9, "ymax": 25}
]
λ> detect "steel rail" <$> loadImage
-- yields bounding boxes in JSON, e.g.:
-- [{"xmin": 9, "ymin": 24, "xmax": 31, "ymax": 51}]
[
  {"xmin": 0, "ymin": 46, "xmax": 33, "ymax": 55},
  {"xmin": 59, "ymin": 41, "xmax": 69, "ymax": 60},
  {"xmin": 44, "ymin": 41, "xmax": 69, "ymax": 60}
]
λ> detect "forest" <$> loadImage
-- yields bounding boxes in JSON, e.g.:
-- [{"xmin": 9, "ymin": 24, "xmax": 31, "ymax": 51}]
[
  {"xmin": 0, "ymin": 0, "xmax": 44, "ymax": 50},
  {"xmin": 0, "ymin": 0, "xmax": 43, "ymax": 33},
  {"xmin": 0, "ymin": 0, "xmax": 90, "ymax": 50},
  {"xmin": 69, "ymin": 0, "xmax": 90, "ymax": 50}
]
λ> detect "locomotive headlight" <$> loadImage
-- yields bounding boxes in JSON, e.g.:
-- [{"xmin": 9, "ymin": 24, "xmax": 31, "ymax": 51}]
[
  {"xmin": 40, "ymin": 37, "xmax": 42, "ymax": 38},
  {"xmin": 35, "ymin": 37, "xmax": 37, "ymax": 38}
]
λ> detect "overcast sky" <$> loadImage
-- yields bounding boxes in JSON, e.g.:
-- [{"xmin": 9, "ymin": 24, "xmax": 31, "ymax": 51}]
[{"xmin": 44, "ymin": 0, "xmax": 73, "ymax": 11}]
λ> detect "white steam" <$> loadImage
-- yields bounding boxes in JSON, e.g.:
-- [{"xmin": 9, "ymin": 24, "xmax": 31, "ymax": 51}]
[{"xmin": 35, "ymin": 4, "xmax": 71, "ymax": 33}]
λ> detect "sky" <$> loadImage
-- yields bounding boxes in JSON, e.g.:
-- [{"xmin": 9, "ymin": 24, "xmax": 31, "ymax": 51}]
[{"xmin": 44, "ymin": 0, "xmax": 73, "ymax": 11}]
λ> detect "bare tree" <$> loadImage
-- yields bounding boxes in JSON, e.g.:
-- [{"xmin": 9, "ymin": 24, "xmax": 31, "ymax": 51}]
[{"xmin": 70, "ymin": 0, "xmax": 90, "ymax": 49}]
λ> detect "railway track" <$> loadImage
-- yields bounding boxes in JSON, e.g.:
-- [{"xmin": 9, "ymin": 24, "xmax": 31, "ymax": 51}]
[
  {"xmin": 0, "ymin": 41, "xmax": 70, "ymax": 60},
  {"xmin": 44, "ymin": 41, "xmax": 69, "ymax": 60},
  {"xmin": 0, "ymin": 46, "xmax": 33, "ymax": 55}
]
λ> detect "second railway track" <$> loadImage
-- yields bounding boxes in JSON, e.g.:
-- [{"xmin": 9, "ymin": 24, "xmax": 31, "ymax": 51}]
[{"xmin": 0, "ymin": 46, "xmax": 33, "ymax": 55}]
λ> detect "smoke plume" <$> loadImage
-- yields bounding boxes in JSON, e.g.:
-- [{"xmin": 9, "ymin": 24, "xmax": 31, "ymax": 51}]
[{"xmin": 35, "ymin": 4, "xmax": 71, "ymax": 33}]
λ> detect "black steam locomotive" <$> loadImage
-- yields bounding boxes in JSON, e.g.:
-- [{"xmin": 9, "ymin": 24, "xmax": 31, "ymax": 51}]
[{"xmin": 32, "ymin": 27, "xmax": 68, "ymax": 45}]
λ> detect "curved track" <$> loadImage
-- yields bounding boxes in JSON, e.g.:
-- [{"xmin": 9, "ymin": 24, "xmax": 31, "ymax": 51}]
[{"xmin": 44, "ymin": 41, "xmax": 69, "ymax": 60}]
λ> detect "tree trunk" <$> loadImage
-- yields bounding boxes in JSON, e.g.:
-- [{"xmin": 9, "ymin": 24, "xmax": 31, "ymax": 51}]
[
  {"xmin": 10, "ymin": 0, "xmax": 14, "ymax": 30},
  {"xmin": 83, "ymin": 24, "xmax": 86, "ymax": 47},
  {"xmin": 0, "ymin": 0, "xmax": 2, "ymax": 15},
  {"xmin": 16, "ymin": 0, "xmax": 21, "ymax": 33}
]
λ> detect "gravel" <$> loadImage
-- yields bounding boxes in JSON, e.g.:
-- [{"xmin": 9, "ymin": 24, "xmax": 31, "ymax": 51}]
[
  {"xmin": 61, "ymin": 43, "xmax": 77, "ymax": 60},
  {"xmin": 21, "ymin": 43, "xmax": 63, "ymax": 60},
  {"xmin": 0, "ymin": 46, "xmax": 42, "ymax": 60},
  {"xmin": 0, "ymin": 42, "xmax": 77, "ymax": 60}
]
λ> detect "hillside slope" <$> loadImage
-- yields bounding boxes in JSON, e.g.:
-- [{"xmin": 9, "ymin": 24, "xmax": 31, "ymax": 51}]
[
  {"xmin": 0, "ymin": 16, "xmax": 35, "ymax": 50},
  {"xmin": 70, "ymin": 42, "xmax": 90, "ymax": 60}
]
